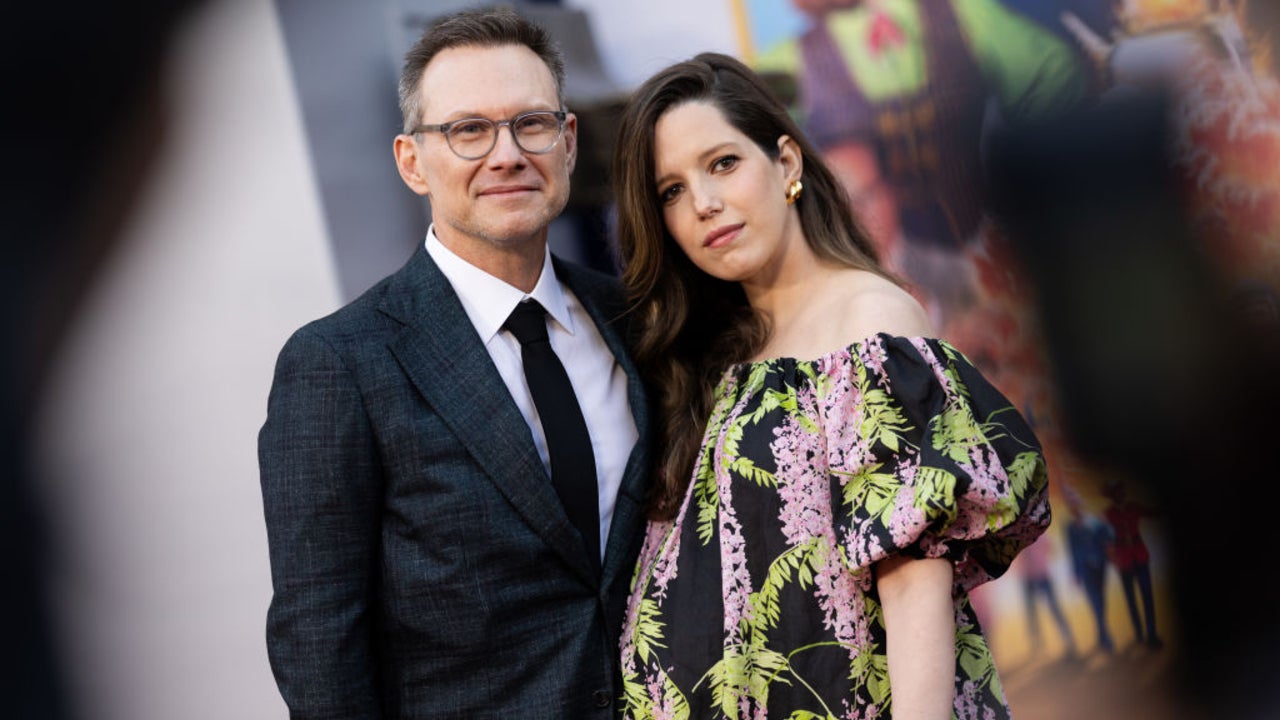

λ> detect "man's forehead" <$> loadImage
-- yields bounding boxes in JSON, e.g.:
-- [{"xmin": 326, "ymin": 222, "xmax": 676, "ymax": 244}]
[{"xmin": 418, "ymin": 43, "xmax": 558, "ymax": 117}]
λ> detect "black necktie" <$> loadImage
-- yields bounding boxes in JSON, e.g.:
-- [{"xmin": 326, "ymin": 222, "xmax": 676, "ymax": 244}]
[{"xmin": 504, "ymin": 300, "xmax": 600, "ymax": 570}]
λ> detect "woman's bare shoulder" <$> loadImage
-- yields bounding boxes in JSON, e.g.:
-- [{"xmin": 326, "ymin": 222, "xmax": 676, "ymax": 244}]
[{"xmin": 840, "ymin": 271, "xmax": 934, "ymax": 340}]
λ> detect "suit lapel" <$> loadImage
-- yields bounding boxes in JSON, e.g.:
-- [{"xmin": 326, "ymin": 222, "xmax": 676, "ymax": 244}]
[
  {"xmin": 381, "ymin": 249, "xmax": 596, "ymax": 584},
  {"xmin": 555, "ymin": 259, "xmax": 651, "ymax": 590}
]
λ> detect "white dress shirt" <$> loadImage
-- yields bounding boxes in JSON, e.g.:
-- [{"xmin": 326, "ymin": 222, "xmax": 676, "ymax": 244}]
[{"xmin": 425, "ymin": 227, "xmax": 638, "ymax": 561}]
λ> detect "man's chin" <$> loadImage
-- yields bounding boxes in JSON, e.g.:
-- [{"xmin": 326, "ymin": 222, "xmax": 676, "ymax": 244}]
[
  {"xmin": 474, "ymin": 216, "xmax": 553, "ymax": 249},
  {"xmin": 489, "ymin": 205, "xmax": 565, "ymax": 239}
]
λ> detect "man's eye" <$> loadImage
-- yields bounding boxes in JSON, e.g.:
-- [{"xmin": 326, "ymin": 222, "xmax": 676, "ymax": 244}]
[
  {"xmin": 517, "ymin": 115, "xmax": 555, "ymax": 132},
  {"xmin": 451, "ymin": 121, "xmax": 490, "ymax": 137}
]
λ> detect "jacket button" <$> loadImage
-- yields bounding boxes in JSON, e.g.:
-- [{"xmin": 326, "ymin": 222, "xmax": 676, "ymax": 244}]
[{"xmin": 592, "ymin": 689, "xmax": 611, "ymax": 708}]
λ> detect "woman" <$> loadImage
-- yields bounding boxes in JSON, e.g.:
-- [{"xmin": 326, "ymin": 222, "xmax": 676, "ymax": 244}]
[{"xmin": 613, "ymin": 52, "xmax": 1050, "ymax": 719}]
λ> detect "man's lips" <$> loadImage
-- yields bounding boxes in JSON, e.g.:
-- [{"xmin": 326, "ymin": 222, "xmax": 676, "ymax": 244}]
[
  {"xmin": 479, "ymin": 184, "xmax": 538, "ymax": 197},
  {"xmin": 704, "ymin": 223, "xmax": 744, "ymax": 248}
]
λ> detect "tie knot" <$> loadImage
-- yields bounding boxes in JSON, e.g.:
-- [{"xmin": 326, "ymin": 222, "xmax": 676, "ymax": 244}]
[{"xmin": 504, "ymin": 300, "xmax": 550, "ymax": 346}]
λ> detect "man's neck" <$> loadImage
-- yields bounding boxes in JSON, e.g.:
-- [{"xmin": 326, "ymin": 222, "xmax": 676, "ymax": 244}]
[{"xmin": 434, "ymin": 227, "xmax": 548, "ymax": 293}]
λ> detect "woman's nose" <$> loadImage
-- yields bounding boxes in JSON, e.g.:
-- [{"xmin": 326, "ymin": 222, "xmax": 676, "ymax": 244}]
[{"xmin": 691, "ymin": 185, "xmax": 722, "ymax": 219}]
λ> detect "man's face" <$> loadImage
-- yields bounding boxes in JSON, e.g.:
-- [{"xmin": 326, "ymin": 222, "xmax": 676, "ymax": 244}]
[{"xmin": 395, "ymin": 44, "xmax": 577, "ymax": 258}]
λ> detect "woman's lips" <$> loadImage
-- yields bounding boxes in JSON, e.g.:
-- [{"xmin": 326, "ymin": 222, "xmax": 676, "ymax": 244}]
[{"xmin": 704, "ymin": 223, "xmax": 744, "ymax": 248}]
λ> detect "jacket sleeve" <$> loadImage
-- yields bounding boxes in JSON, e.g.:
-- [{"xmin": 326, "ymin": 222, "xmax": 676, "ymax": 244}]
[{"xmin": 258, "ymin": 327, "xmax": 384, "ymax": 720}]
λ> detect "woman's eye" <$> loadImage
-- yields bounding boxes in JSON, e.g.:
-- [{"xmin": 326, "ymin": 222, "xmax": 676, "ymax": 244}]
[
  {"xmin": 659, "ymin": 185, "xmax": 682, "ymax": 204},
  {"xmin": 712, "ymin": 155, "xmax": 739, "ymax": 172}
]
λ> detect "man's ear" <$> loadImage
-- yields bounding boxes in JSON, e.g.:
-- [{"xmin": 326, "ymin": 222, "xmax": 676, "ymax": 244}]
[
  {"xmin": 394, "ymin": 134, "xmax": 430, "ymax": 196},
  {"xmin": 563, "ymin": 112, "xmax": 578, "ymax": 174},
  {"xmin": 777, "ymin": 134, "xmax": 803, "ymax": 185}
]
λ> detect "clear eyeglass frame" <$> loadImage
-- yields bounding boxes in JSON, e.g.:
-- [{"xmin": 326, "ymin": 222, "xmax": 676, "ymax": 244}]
[{"xmin": 411, "ymin": 110, "xmax": 567, "ymax": 160}]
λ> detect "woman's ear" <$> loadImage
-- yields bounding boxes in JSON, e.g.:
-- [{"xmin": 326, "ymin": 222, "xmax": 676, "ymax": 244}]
[{"xmin": 777, "ymin": 134, "xmax": 803, "ymax": 184}]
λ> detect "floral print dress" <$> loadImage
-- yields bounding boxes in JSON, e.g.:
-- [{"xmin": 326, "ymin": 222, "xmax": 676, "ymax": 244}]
[{"xmin": 620, "ymin": 334, "xmax": 1050, "ymax": 720}]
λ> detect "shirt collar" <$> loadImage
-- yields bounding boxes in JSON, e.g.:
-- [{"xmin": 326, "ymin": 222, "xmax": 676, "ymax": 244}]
[{"xmin": 424, "ymin": 226, "xmax": 576, "ymax": 344}]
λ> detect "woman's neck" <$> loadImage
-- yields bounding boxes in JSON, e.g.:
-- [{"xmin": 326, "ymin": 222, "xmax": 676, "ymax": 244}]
[
  {"xmin": 743, "ymin": 263, "xmax": 888, "ymax": 363},
  {"xmin": 741, "ymin": 250, "xmax": 838, "ymax": 329}
]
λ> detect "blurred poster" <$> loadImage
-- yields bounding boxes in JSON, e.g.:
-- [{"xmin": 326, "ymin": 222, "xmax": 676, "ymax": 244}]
[{"xmin": 734, "ymin": 1, "xmax": 1280, "ymax": 718}]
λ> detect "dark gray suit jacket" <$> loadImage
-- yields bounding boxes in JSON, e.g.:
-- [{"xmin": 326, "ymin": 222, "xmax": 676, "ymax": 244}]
[{"xmin": 258, "ymin": 247, "xmax": 650, "ymax": 719}]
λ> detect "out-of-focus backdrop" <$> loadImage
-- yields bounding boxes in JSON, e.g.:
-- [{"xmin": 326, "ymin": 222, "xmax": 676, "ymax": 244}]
[{"xmin": 10, "ymin": 1, "xmax": 1278, "ymax": 719}]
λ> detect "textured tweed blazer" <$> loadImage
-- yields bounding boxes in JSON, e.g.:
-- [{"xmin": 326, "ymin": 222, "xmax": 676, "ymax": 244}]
[{"xmin": 259, "ymin": 247, "xmax": 650, "ymax": 719}]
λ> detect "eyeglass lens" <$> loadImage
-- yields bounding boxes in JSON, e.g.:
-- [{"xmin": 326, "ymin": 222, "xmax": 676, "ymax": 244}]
[{"xmin": 448, "ymin": 112, "xmax": 562, "ymax": 158}]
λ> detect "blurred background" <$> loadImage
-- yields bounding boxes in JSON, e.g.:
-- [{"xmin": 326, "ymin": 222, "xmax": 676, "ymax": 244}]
[{"xmin": 7, "ymin": 1, "xmax": 1278, "ymax": 719}]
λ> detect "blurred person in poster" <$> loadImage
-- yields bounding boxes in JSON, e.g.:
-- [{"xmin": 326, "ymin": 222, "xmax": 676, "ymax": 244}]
[
  {"xmin": 754, "ymin": 0, "xmax": 1090, "ymax": 330},
  {"xmin": 258, "ymin": 8, "xmax": 648, "ymax": 718},
  {"xmin": 1101, "ymin": 479, "xmax": 1162, "ymax": 650},
  {"xmin": 1063, "ymin": 484, "xmax": 1115, "ymax": 654},
  {"xmin": 3, "ymin": 2, "xmax": 203, "ymax": 718},
  {"xmin": 1012, "ymin": 530, "xmax": 1078, "ymax": 658},
  {"xmin": 611, "ymin": 51, "xmax": 1050, "ymax": 720}
]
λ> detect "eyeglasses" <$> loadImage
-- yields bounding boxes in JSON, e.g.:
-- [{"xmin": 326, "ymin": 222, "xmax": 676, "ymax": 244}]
[{"xmin": 411, "ymin": 110, "xmax": 567, "ymax": 160}]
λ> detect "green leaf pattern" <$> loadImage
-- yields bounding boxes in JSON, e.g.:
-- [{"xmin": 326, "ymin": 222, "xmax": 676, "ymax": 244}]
[{"xmin": 620, "ymin": 335, "xmax": 1050, "ymax": 719}]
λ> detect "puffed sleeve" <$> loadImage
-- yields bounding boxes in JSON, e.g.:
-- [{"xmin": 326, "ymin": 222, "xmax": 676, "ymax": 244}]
[{"xmin": 820, "ymin": 335, "xmax": 1050, "ymax": 592}]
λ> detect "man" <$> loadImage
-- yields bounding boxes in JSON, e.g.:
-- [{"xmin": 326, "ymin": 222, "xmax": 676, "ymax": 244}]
[{"xmin": 258, "ymin": 8, "xmax": 649, "ymax": 718}]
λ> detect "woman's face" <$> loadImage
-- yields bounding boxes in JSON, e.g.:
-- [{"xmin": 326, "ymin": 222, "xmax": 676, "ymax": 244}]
[{"xmin": 652, "ymin": 100, "xmax": 803, "ymax": 286}]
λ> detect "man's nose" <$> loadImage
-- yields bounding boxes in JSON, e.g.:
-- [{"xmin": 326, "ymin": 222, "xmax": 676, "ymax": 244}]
[{"xmin": 487, "ymin": 123, "xmax": 526, "ymax": 166}]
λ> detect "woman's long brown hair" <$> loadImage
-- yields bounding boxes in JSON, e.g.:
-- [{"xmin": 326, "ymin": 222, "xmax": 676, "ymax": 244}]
[{"xmin": 612, "ymin": 52, "xmax": 892, "ymax": 520}]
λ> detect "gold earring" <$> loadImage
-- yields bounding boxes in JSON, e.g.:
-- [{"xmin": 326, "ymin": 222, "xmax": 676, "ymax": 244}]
[{"xmin": 785, "ymin": 179, "xmax": 803, "ymax": 205}]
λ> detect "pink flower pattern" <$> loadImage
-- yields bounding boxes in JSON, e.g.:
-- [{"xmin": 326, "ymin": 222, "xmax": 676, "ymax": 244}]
[
  {"xmin": 619, "ymin": 335, "xmax": 1050, "ymax": 720},
  {"xmin": 714, "ymin": 384, "xmax": 763, "ymax": 642}
]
